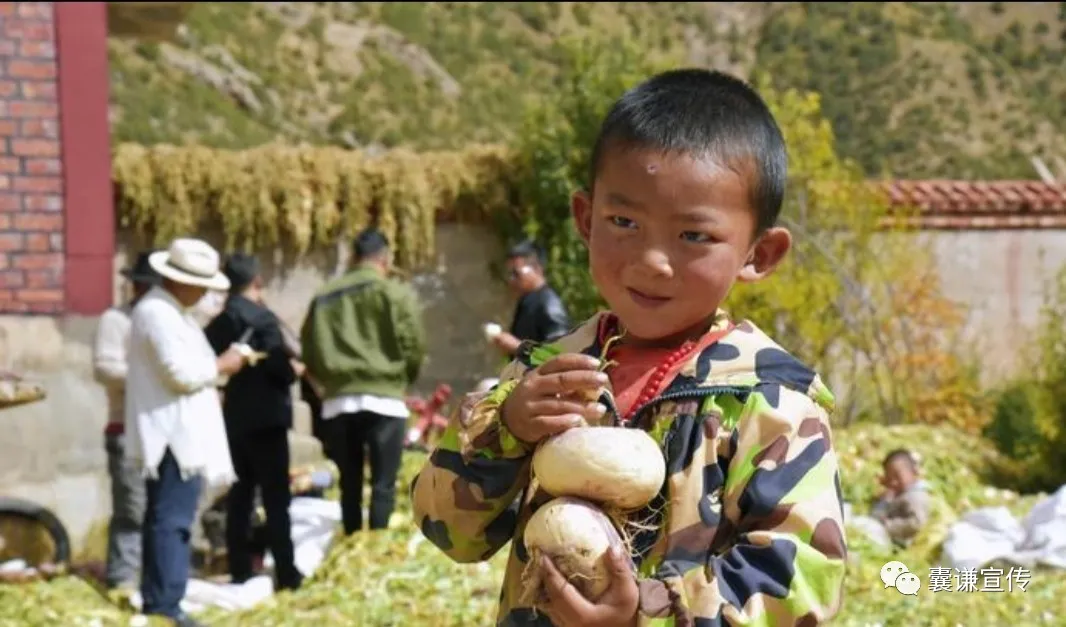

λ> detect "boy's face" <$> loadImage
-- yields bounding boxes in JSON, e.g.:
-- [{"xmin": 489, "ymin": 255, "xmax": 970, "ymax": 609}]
[
  {"xmin": 572, "ymin": 147, "xmax": 791, "ymax": 344},
  {"xmin": 883, "ymin": 458, "xmax": 918, "ymax": 494}
]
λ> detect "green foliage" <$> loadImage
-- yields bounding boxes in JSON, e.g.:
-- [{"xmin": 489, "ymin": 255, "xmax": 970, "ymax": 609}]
[
  {"xmin": 501, "ymin": 31, "xmax": 679, "ymax": 321},
  {"xmin": 753, "ymin": 2, "xmax": 1066, "ymax": 179},
  {"xmin": 984, "ymin": 264, "xmax": 1066, "ymax": 493},
  {"xmin": 108, "ymin": 3, "xmax": 1066, "ymax": 180},
  {"xmin": 498, "ymin": 33, "xmax": 979, "ymax": 427},
  {"xmin": 8, "ymin": 426, "xmax": 1064, "ymax": 626}
]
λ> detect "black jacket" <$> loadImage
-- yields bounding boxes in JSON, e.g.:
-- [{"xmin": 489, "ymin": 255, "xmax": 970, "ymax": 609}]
[
  {"xmin": 205, "ymin": 294, "xmax": 297, "ymax": 435},
  {"xmin": 509, "ymin": 284, "xmax": 572, "ymax": 344}
]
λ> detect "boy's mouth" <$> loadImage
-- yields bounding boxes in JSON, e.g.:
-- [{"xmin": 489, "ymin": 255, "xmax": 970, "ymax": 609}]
[{"xmin": 626, "ymin": 287, "xmax": 671, "ymax": 309}]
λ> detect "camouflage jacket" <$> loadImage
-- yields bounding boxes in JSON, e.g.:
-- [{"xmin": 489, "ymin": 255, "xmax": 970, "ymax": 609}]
[{"xmin": 411, "ymin": 311, "xmax": 847, "ymax": 626}]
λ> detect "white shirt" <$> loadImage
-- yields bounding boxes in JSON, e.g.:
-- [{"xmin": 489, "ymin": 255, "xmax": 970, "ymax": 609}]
[
  {"xmin": 321, "ymin": 394, "xmax": 410, "ymax": 421},
  {"xmin": 92, "ymin": 304, "xmax": 132, "ymax": 427},
  {"xmin": 125, "ymin": 286, "xmax": 235, "ymax": 486}
]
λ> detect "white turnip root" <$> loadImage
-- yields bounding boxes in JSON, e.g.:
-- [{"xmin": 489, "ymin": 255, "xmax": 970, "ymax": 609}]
[
  {"xmin": 521, "ymin": 496, "xmax": 632, "ymax": 604},
  {"xmin": 532, "ymin": 426, "xmax": 667, "ymax": 510}
]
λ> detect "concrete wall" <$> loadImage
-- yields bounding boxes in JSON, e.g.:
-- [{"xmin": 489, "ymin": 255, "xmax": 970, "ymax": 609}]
[
  {"xmin": 931, "ymin": 230, "xmax": 1066, "ymax": 381},
  {"xmin": 0, "ymin": 223, "xmax": 513, "ymax": 555}
]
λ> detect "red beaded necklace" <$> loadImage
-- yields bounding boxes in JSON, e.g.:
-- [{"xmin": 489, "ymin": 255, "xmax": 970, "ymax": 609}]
[
  {"xmin": 624, "ymin": 340, "xmax": 699, "ymax": 421},
  {"xmin": 598, "ymin": 315, "xmax": 701, "ymax": 422}
]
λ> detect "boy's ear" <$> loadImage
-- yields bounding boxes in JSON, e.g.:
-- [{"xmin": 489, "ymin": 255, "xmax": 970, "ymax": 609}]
[
  {"xmin": 737, "ymin": 226, "xmax": 792, "ymax": 283},
  {"xmin": 570, "ymin": 189, "xmax": 593, "ymax": 246}
]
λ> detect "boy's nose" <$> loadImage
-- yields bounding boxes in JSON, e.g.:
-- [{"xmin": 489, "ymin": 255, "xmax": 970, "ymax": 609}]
[{"xmin": 637, "ymin": 248, "xmax": 673, "ymax": 279}]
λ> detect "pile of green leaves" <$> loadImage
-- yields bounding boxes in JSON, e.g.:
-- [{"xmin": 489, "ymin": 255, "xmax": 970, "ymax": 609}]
[{"xmin": 6, "ymin": 426, "xmax": 1062, "ymax": 626}]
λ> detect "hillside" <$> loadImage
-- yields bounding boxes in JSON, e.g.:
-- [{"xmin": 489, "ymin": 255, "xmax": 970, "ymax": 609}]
[{"xmin": 106, "ymin": 2, "xmax": 1066, "ymax": 180}]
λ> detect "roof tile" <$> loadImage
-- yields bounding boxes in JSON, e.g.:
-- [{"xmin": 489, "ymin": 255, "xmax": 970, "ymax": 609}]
[{"xmin": 882, "ymin": 181, "xmax": 1066, "ymax": 214}]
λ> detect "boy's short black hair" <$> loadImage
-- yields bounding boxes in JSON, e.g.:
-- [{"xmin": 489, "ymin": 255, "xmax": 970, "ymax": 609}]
[
  {"xmin": 506, "ymin": 239, "xmax": 546, "ymax": 269},
  {"xmin": 588, "ymin": 68, "xmax": 788, "ymax": 232},
  {"xmin": 223, "ymin": 252, "xmax": 260, "ymax": 294},
  {"xmin": 883, "ymin": 448, "xmax": 919, "ymax": 471},
  {"xmin": 354, "ymin": 228, "xmax": 389, "ymax": 261}
]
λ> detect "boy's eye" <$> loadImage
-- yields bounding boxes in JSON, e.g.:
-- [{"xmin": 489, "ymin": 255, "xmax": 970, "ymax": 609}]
[
  {"xmin": 609, "ymin": 216, "xmax": 636, "ymax": 229},
  {"xmin": 681, "ymin": 231, "xmax": 713, "ymax": 243}
]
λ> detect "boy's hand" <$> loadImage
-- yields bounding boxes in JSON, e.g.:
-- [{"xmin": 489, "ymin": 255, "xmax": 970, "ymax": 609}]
[
  {"xmin": 541, "ymin": 546, "xmax": 639, "ymax": 627},
  {"xmin": 501, "ymin": 353, "xmax": 608, "ymax": 446}
]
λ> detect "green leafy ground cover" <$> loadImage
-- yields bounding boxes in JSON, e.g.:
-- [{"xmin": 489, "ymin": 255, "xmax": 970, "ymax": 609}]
[{"xmin": 2, "ymin": 424, "xmax": 1060, "ymax": 626}]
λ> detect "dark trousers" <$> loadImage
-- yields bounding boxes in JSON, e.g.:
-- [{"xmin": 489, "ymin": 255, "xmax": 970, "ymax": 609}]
[
  {"xmin": 225, "ymin": 425, "xmax": 302, "ymax": 589},
  {"xmin": 331, "ymin": 411, "xmax": 406, "ymax": 534},
  {"xmin": 141, "ymin": 449, "xmax": 202, "ymax": 618}
]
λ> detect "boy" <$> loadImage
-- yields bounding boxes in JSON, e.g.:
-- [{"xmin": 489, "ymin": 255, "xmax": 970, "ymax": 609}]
[
  {"xmin": 870, "ymin": 449, "xmax": 931, "ymax": 547},
  {"xmin": 412, "ymin": 69, "xmax": 847, "ymax": 626}
]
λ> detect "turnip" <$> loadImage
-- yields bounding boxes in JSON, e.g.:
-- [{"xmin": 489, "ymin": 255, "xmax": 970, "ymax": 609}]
[
  {"xmin": 533, "ymin": 426, "xmax": 667, "ymax": 510},
  {"xmin": 521, "ymin": 496, "xmax": 633, "ymax": 604}
]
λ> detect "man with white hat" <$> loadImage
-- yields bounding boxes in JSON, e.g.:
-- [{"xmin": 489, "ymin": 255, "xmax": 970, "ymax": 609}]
[{"xmin": 126, "ymin": 237, "xmax": 248, "ymax": 626}]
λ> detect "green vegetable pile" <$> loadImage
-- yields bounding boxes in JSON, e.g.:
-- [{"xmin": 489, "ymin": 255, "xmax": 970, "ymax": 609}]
[{"xmin": 2, "ymin": 425, "xmax": 1062, "ymax": 626}]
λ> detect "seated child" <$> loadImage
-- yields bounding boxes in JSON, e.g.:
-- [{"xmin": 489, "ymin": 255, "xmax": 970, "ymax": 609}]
[
  {"xmin": 870, "ymin": 448, "xmax": 931, "ymax": 547},
  {"xmin": 411, "ymin": 68, "xmax": 847, "ymax": 626}
]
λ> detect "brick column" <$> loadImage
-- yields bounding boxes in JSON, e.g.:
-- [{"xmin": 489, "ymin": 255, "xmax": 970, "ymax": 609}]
[
  {"xmin": 0, "ymin": 1, "xmax": 63, "ymax": 314},
  {"xmin": 0, "ymin": 2, "xmax": 113, "ymax": 315}
]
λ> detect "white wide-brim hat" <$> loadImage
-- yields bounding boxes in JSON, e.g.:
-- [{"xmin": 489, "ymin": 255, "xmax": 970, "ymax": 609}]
[{"xmin": 148, "ymin": 237, "xmax": 231, "ymax": 292}]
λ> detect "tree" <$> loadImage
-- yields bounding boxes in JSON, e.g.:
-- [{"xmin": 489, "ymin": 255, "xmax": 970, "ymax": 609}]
[{"xmin": 504, "ymin": 35, "xmax": 980, "ymax": 427}]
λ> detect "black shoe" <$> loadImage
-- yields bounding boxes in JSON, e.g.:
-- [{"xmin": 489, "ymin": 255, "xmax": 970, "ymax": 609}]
[{"xmin": 276, "ymin": 570, "xmax": 304, "ymax": 592}]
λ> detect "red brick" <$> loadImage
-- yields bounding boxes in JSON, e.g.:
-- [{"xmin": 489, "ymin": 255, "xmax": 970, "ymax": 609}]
[
  {"xmin": 14, "ymin": 211, "xmax": 61, "ymax": 231},
  {"xmin": 0, "ymin": 215, "xmax": 9, "ymax": 229},
  {"xmin": 8, "ymin": 100, "xmax": 56, "ymax": 118},
  {"xmin": 0, "ymin": 80, "xmax": 16, "ymax": 98},
  {"xmin": 0, "ymin": 254, "xmax": 7, "ymax": 270},
  {"xmin": 18, "ymin": 40, "xmax": 53, "ymax": 59},
  {"xmin": 12, "ymin": 252, "xmax": 60, "ymax": 269},
  {"xmin": 0, "ymin": 193, "xmax": 21, "ymax": 211},
  {"xmin": 11, "ymin": 138, "xmax": 58, "ymax": 157},
  {"xmin": 13, "ymin": 175, "xmax": 60, "ymax": 193},
  {"xmin": 16, "ymin": 3, "xmax": 52, "ymax": 20},
  {"xmin": 20, "ymin": 119, "xmax": 57, "ymax": 138},
  {"xmin": 23, "ymin": 193, "xmax": 59, "ymax": 211},
  {"xmin": 0, "ymin": 233, "xmax": 24, "ymax": 252},
  {"xmin": 0, "ymin": 270, "xmax": 24, "ymax": 288},
  {"xmin": 8, "ymin": 60, "xmax": 56, "ymax": 80},
  {"xmin": 23, "ymin": 157, "xmax": 59, "ymax": 175},
  {"xmin": 0, "ymin": 175, "xmax": 10, "ymax": 190},
  {"xmin": 4, "ymin": 22, "xmax": 54, "ymax": 41},
  {"xmin": 0, "ymin": 120, "xmax": 15, "ymax": 137},
  {"xmin": 0, "ymin": 4, "xmax": 13, "ymax": 17},
  {"xmin": 20, "ymin": 80, "xmax": 55, "ymax": 101},
  {"xmin": 48, "ymin": 232, "xmax": 60, "ymax": 251},
  {"xmin": 17, "ymin": 289, "xmax": 62, "ymax": 303},
  {"xmin": 0, "ymin": 40, "xmax": 15, "ymax": 56},
  {"xmin": 24, "ymin": 232, "xmax": 47, "ymax": 252},
  {"xmin": 0, "ymin": 157, "xmax": 18, "ymax": 173},
  {"xmin": 24, "ymin": 267, "xmax": 59, "ymax": 287}
]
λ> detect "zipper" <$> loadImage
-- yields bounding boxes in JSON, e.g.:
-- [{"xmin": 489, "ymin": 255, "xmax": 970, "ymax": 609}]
[{"xmin": 615, "ymin": 384, "xmax": 753, "ymax": 429}]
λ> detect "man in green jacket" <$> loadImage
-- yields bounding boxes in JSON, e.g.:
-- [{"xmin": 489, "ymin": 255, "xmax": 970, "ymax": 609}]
[{"xmin": 300, "ymin": 228, "xmax": 427, "ymax": 534}]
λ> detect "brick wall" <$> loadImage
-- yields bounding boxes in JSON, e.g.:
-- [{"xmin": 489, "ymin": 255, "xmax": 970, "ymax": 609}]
[{"xmin": 0, "ymin": 1, "xmax": 63, "ymax": 314}]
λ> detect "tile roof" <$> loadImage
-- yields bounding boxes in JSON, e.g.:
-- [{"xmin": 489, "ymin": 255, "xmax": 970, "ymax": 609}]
[
  {"xmin": 882, "ymin": 180, "xmax": 1066, "ymax": 213},
  {"xmin": 879, "ymin": 180, "xmax": 1066, "ymax": 229}
]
